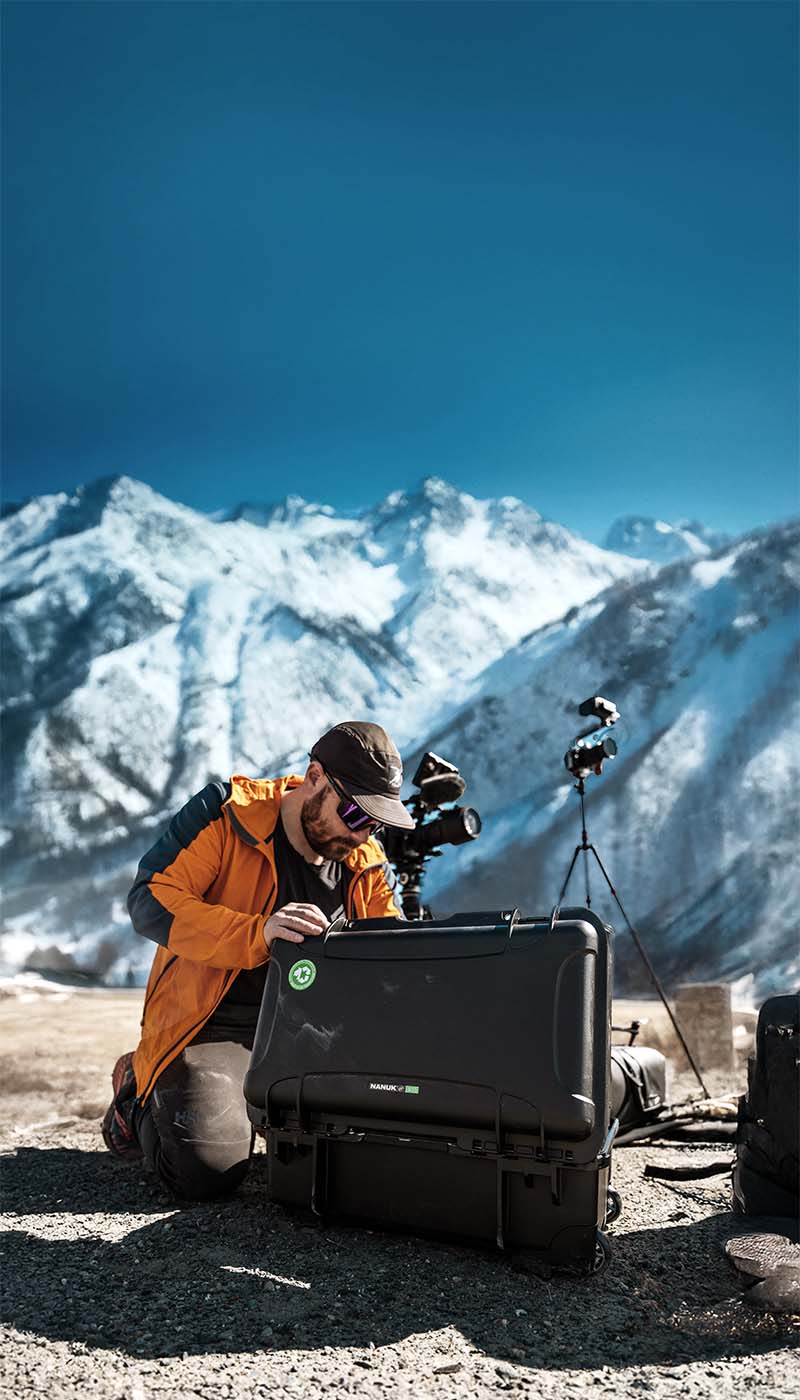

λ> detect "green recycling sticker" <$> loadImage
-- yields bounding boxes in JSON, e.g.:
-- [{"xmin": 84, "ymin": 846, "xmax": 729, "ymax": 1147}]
[{"xmin": 288, "ymin": 958, "xmax": 317, "ymax": 992}]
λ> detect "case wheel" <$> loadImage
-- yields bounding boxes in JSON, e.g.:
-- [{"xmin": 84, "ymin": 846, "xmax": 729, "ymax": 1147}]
[
  {"xmin": 590, "ymin": 1230, "xmax": 612, "ymax": 1275},
  {"xmin": 605, "ymin": 1188, "xmax": 622, "ymax": 1225}
]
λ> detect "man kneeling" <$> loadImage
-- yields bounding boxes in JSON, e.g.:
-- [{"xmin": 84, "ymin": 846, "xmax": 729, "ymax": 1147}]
[{"xmin": 102, "ymin": 721, "xmax": 412, "ymax": 1200}]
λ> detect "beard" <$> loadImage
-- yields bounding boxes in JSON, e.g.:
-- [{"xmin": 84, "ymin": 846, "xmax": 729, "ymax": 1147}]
[{"xmin": 300, "ymin": 785, "xmax": 359, "ymax": 862}]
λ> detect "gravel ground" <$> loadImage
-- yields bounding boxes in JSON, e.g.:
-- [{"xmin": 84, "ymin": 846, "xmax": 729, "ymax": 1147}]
[{"xmin": 1, "ymin": 989, "xmax": 797, "ymax": 1398}]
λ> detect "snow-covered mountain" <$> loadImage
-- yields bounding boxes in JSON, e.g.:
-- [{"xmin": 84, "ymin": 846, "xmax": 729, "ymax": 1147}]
[
  {"xmin": 604, "ymin": 515, "xmax": 728, "ymax": 563},
  {"xmin": 1, "ymin": 474, "xmax": 643, "ymax": 980},
  {"xmin": 414, "ymin": 521, "xmax": 800, "ymax": 994},
  {"xmin": 2, "ymin": 474, "xmax": 795, "ymax": 996}
]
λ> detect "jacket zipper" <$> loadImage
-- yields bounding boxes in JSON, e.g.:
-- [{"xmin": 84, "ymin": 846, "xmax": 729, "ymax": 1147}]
[
  {"xmin": 140, "ymin": 953, "xmax": 177, "ymax": 1025},
  {"xmin": 345, "ymin": 862, "xmax": 387, "ymax": 919}
]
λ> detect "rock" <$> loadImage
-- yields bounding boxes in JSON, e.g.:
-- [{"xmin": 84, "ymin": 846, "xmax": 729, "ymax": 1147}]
[
  {"xmin": 744, "ymin": 1269, "xmax": 800, "ymax": 1314},
  {"xmin": 725, "ymin": 1232, "xmax": 800, "ymax": 1280}
]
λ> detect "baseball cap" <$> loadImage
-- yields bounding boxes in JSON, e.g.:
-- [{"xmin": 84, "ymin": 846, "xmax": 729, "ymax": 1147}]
[{"xmin": 310, "ymin": 721, "xmax": 415, "ymax": 830}]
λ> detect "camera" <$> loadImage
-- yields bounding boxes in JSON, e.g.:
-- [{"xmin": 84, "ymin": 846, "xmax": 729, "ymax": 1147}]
[
  {"xmin": 381, "ymin": 752, "xmax": 481, "ymax": 920},
  {"xmin": 564, "ymin": 696, "xmax": 620, "ymax": 779}
]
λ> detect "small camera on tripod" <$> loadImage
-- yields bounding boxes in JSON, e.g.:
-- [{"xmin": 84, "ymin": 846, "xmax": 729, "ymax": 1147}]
[{"xmin": 564, "ymin": 696, "xmax": 620, "ymax": 780}]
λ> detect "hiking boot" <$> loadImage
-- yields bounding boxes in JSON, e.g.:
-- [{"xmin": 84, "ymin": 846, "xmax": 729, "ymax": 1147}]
[{"xmin": 101, "ymin": 1051, "xmax": 142, "ymax": 1161}]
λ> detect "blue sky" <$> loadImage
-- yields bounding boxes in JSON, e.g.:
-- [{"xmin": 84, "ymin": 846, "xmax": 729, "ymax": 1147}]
[{"xmin": 2, "ymin": 1, "xmax": 797, "ymax": 542}]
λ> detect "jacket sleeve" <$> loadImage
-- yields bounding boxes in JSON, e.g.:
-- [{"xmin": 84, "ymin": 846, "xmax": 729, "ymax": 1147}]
[
  {"xmin": 350, "ymin": 845, "xmax": 405, "ymax": 920},
  {"xmin": 127, "ymin": 782, "xmax": 270, "ymax": 970}
]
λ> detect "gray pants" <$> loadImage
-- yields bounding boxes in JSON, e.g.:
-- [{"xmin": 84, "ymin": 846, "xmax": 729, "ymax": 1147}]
[{"xmin": 134, "ymin": 1027, "xmax": 255, "ymax": 1202}]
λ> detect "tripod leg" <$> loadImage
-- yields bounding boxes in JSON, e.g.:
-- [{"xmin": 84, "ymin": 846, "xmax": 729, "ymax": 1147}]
[
  {"xmin": 558, "ymin": 846, "xmax": 583, "ymax": 905},
  {"xmin": 586, "ymin": 844, "xmax": 710, "ymax": 1099}
]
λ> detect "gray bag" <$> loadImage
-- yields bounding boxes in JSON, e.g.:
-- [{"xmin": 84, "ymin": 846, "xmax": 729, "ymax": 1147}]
[{"xmin": 610, "ymin": 1045, "xmax": 667, "ymax": 1129}]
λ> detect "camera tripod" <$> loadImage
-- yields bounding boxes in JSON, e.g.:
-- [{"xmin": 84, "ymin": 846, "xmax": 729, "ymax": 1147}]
[{"xmin": 557, "ymin": 777, "xmax": 711, "ymax": 1099}]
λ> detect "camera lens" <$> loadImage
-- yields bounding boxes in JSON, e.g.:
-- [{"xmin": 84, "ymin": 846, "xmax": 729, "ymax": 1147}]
[{"xmin": 564, "ymin": 735, "xmax": 618, "ymax": 776}]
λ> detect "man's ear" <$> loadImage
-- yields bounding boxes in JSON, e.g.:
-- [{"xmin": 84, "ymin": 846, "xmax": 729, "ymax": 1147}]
[{"xmin": 306, "ymin": 760, "xmax": 324, "ymax": 787}]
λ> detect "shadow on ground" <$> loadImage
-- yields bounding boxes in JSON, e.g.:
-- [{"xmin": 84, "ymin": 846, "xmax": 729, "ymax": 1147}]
[{"xmin": 1, "ymin": 1146, "xmax": 795, "ymax": 1370}]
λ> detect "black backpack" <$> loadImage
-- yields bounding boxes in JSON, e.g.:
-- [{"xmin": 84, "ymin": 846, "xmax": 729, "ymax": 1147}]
[{"xmin": 732, "ymin": 993, "xmax": 800, "ymax": 1221}]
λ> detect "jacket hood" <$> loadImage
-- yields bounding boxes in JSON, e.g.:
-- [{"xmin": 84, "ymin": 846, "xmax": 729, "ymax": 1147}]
[{"xmin": 223, "ymin": 773, "xmax": 388, "ymax": 871}]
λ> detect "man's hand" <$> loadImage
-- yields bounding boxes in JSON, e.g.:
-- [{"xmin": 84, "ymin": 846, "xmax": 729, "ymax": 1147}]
[{"xmin": 263, "ymin": 902, "xmax": 329, "ymax": 950}]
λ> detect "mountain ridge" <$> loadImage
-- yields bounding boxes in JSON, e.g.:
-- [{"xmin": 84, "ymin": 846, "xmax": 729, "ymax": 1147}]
[
  {"xmin": 1, "ymin": 474, "xmax": 795, "ymax": 994},
  {"xmin": 417, "ymin": 519, "xmax": 799, "ymax": 993}
]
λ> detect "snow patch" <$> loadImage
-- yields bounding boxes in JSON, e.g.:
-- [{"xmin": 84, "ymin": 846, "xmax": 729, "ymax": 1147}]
[{"xmin": 693, "ymin": 552, "xmax": 738, "ymax": 589}]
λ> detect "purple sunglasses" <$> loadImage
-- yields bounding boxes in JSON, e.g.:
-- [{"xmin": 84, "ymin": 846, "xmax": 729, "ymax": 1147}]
[{"xmin": 323, "ymin": 767, "xmax": 383, "ymax": 834}]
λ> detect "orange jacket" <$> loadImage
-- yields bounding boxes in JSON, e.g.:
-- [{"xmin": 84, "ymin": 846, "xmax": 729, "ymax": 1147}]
[{"xmin": 129, "ymin": 774, "xmax": 403, "ymax": 1102}]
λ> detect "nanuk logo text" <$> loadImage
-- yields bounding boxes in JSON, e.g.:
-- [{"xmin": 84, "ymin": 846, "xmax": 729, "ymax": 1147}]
[{"xmin": 369, "ymin": 1083, "xmax": 404, "ymax": 1092}]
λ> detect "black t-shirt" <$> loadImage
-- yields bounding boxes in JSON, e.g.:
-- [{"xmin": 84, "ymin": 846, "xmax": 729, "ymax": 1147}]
[{"xmin": 205, "ymin": 815, "xmax": 346, "ymax": 1034}]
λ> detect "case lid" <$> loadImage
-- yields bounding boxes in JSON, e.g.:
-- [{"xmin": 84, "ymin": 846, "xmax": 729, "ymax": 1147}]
[{"xmin": 244, "ymin": 907, "xmax": 612, "ymax": 1161}]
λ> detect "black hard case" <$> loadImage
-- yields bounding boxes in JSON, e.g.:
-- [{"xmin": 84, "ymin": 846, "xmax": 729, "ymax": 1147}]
[
  {"xmin": 244, "ymin": 908, "xmax": 614, "ymax": 1272},
  {"xmin": 732, "ymin": 992, "xmax": 800, "ymax": 1220}
]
